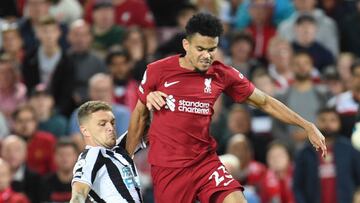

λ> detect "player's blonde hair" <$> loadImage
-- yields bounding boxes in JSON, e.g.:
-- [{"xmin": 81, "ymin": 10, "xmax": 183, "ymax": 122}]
[{"xmin": 77, "ymin": 101, "xmax": 112, "ymax": 125}]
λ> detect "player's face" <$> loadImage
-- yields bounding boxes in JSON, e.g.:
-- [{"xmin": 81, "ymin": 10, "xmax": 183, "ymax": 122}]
[
  {"xmin": 183, "ymin": 33, "xmax": 218, "ymax": 72},
  {"xmin": 86, "ymin": 110, "xmax": 117, "ymax": 148}
]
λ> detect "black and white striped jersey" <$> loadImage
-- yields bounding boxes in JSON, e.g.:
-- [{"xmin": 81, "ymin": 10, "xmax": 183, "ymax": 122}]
[{"xmin": 72, "ymin": 133, "xmax": 145, "ymax": 203}]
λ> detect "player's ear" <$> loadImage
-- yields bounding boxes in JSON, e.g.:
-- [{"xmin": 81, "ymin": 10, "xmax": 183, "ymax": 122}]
[
  {"xmin": 182, "ymin": 38, "xmax": 189, "ymax": 52},
  {"xmin": 80, "ymin": 126, "xmax": 90, "ymax": 138}
]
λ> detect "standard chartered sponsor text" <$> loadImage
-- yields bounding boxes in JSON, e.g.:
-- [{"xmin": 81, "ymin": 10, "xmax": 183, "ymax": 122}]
[{"xmin": 178, "ymin": 99, "xmax": 210, "ymax": 114}]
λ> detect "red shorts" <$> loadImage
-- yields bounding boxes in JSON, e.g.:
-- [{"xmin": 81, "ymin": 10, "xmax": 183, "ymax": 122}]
[{"xmin": 151, "ymin": 154, "xmax": 244, "ymax": 203}]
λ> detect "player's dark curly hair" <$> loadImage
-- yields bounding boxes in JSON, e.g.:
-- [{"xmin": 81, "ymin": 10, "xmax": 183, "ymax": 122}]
[{"xmin": 185, "ymin": 13, "xmax": 223, "ymax": 38}]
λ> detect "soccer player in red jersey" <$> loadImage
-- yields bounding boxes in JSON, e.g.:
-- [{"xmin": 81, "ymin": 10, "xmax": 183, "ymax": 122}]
[{"xmin": 126, "ymin": 13, "xmax": 327, "ymax": 203}]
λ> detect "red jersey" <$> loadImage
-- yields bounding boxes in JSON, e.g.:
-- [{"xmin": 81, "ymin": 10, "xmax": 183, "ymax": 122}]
[
  {"xmin": 137, "ymin": 55, "xmax": 254, "ymax": 167},
  {"xmin": 246, "ymin": 161, "xmax": 281, "ymax": 203},
  {"xmin": 85, "ymin": 0, "xmax": 155, "ymax": 28},
  {"xmin": 26, "ymin": 131, "xmax": 57, "ymax": 175},
  {"xmin": 319, "ymin": 146, "xmax": 336, "ymax": 203}
]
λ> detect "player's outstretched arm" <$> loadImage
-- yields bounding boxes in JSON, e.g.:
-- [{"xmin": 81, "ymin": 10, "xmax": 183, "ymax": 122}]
[
  {"xmin": 245, "ymin": 88, "xmax": 327, "ymax": 157},
  {"xmin": 70, "ymin": 182, "xmax": 90, "ymax": 203},
  {"xmin": 126, "ymin": 100, "xmax": 150, "ymax": 157}
]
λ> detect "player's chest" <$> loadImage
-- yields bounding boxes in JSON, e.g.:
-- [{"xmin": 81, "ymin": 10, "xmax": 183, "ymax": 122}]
[{"xmin": 157, "ymin": 73, "xmax": 223, "ymax": 100}]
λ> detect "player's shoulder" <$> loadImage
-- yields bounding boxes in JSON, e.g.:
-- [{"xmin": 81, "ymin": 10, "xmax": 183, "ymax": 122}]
[
  {"xmin": 78, "ymin": 146, "xmax": 103, "ymax": 161},
  {"xmin": 211, "ymin": 60, "xmax": 245, "ymax": 78},
  {"xmin": 147, "ymin": 55, "xmax": 178, "ymax": 70}
]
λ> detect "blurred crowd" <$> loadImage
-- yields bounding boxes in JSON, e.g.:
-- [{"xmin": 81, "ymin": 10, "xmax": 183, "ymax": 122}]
[{"xmin": 0, "ymin": 0, "xmax": 360, "ymax": 202}]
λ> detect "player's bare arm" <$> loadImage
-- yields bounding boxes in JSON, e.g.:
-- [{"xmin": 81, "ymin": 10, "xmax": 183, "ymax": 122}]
[
  {"xmin": 246, "ymin": 88, "xmax": 327, "ymax": 157},
  {"xmin": 70, "ymin": 182, "xmax": 90, "ymax": 203},
  {"xmin": 126, "ymin": 100, "xmax": 150, "ymax": 157}
]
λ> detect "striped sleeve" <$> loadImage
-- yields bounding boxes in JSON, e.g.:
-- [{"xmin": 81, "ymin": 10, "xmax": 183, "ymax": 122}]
[{"xmin": 72, "ymin": 147, "xmax": 101, "ymax": 187}]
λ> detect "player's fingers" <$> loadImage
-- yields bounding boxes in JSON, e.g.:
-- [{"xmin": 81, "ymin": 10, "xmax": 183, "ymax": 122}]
[
  {"xmin": 151, "ymin": 100, "xmax": 162, "ymax": 110},
  {"xmin": 153, "ymin": 92, "xmax": 166, "ymax": 106},
  {"xmin": 147, "ymin": 93, "xmax": 163, "ymax": 109},
  {"xmin": 146, "ymin": 102, "xmax": 153, "ymax": 111},
  {"xmin": 158, "ymin": 91, "xmax": 168, "ymax": 98}
]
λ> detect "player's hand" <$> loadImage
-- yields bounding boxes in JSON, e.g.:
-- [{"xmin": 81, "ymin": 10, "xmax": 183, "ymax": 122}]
[
  {"xmin": 146, "ymin": 91, "xmax": 168, "ymax": 111},
  {"xmin": 305, "ymin": 122, "xmax": 327, "ymax": 157}
]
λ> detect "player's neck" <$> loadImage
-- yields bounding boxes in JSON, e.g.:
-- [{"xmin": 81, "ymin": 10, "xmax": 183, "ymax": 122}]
[{"xmin": 179, "ymin": 55, "xmax": 195, "ymax": 71}]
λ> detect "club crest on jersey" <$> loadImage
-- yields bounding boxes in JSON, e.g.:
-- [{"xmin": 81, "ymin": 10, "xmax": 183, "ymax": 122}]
[{"xmin": 204, "ymin": 78, "xmax": 212, "ymax": 94}]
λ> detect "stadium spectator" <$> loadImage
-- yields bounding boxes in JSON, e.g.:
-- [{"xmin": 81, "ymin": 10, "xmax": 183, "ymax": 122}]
[
  {"xmin": 0, "ymin": 54, "xmax": 26, "ymax": 123},
  {"xmin": 328, "ymin": 60, "xmax": 360, "ymax": 137},
  {"xmin": 29, "ymin": 84, "xmax": 68, "ymax": 137},
  {"xmin": 68, "ymin": 73, "xmax": 130, "ymax": 150},
  {"xmin": 22, "ymin": 16, "xmax": 75, "ymax": 117},
  {"xmin": 12, "ymin": 105, "xmax": 57, "ymax": 175},
  {"xmin": 1, "ymin": 135, "xmax": 43, "ymax": 203},
  {"xmin": 122, "ymin": 27, "xmax": 148, "ymax": 82},
  {"xmin": 67, "ymin": 19, "xmax": 107, "ymax": 105},
  {"xmin": 227, "ymin": 134, "xmax": 281, "ymax": 203},
  {"xmin": 277, "ymin": 0, "xmax": 339, "ymax": 57},
  {"xmin": 85, "ymin": 0, "xmax": 157, "ymax": 55},
  {"xmin": 336, "ymin": 52, "xmax": 355, "ymax": 90},
  {"xmin": 18, "ymin": 0, "xmax": 68, "ymax": 53},
  {"xmin": 43, "ymin": 138, "xmax": 79, "ymax": 202},
  {"xmin": 91, "ymin": 1, "xmax": 126, "ymax": 57},
  {"xmin": 293, "ymin": 107, "xmax": 360, "ymax": 203},
  {"xmin": 0, "ymin": 158, "xmax": 29, "ymax": 203},
  {"xmin": 292, "ymin": 14, "xmax": 335, "ymax": 72},
  {"xmin": 0, "ymin": 24, "xmax": 24, "ymax": 65},
  {"xmin": 273, "ymin": 52, "xmax": 327, "ymax": 149},
  {"xmin": 244, "ymin": 0, "xmax": 276, "ymax": 60},
  {"xmin": 224, "ymin": 31, "xmax": 258, "ymax": 79},
  {"xmin": 105, "ymin": 48, "xmax": 138, "ymax": 110},
  {"xmin": 266, "ymin": 141, "xmax": 295, "ymax": 203},
  {"xmin": 210, "ymin": 95, "xmax": 229, "ymax": 154},
  {"xmin": 266, "ymin": 36, "xmax": 294, "ymax": 92}
]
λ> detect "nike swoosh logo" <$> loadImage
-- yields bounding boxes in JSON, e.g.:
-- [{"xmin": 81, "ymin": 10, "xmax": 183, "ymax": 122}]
[{"xmin": 164, "ymin": 81, "xmax": 180, "ymax": 87}]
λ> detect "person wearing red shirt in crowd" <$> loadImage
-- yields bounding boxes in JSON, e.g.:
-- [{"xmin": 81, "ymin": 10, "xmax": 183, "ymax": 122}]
[
  {"xmin": 266, "ymin": 141, "xmax": 295, "ymax": 203},
  {"xmin": 85, "ymin": 0, "xmax": 157, "ymax": 55},
  {"xmin": 227, "ymin": 133, "xmax": 281, "ymax": 203},
  {"xmin": 245, "ymin": 0, "xmax": 276, "ymax": 60},
  {"xmin": 293, "ymin": 108, "xmax": 360, "ymax": 203},
  {"xmin": 0, "ymin": 159, "xmax": 29, "ymax": 203},
  {"xmin": 126, "ymin": 13, "xmax": 326, "ymax": 203},
  {"xmin": 12, "ymin": 104, "xmax": 57, "ymax": 176}
]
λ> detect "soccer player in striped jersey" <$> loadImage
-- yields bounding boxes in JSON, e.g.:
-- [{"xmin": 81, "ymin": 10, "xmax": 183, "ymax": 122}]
[{"xmin": 70, "ymin": 101, "xmax": 144, "ymax": 203}]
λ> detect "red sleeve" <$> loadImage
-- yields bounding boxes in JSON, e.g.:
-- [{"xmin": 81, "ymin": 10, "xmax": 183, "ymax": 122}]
[
  {"xmin": 224, "ymin": 67, "xmax": 255, "ymax": 103},
  {"xmin": 137, "ymin": 64, "xmax": 158, "ymax": 104}
]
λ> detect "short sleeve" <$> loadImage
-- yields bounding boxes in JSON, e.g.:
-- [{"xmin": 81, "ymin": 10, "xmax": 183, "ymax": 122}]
[
  {"xmin": 72, "ymin": 148, "xmax": 101, "ymax": 187},
  {"xmin": 137, "ymin": 64, "xmax": 158, "ymax": 104},
  {"xmin": 224, "ymin": 67, "xmax": 255, "ymax": 103}
]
